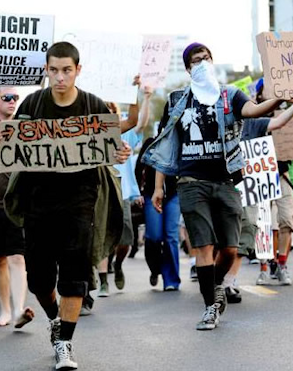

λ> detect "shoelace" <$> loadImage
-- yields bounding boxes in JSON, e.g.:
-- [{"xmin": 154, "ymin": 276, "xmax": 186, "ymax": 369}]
[
  {"xmin": 202, "ymin": 305, "xmax": 218, "ymax": 322},
  {"xmin": 55, "ymin": 341, "xmax": 73, "ymax": 361},
  {"xmin": 215, "ymin": 287, "xmax": 225, "ymax": 303}
]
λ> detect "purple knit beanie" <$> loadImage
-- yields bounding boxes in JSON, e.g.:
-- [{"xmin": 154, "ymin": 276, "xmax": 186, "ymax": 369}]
[{"xmin": 182, "ymin": 42, "xmax": 212, "ymax": 68}]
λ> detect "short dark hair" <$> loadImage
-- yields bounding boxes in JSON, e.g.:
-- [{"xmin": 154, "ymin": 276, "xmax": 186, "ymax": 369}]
[{"xmin": 46, "ymin": 42, "xmax": 80, "ymax": 66}]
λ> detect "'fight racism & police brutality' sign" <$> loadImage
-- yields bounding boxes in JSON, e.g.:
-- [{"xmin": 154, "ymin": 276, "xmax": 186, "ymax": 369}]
[
  {"xmin": 0, "ymin": 114, "xmax": 121, "ymax": 172},
  {"xmin": 0, "ymin": 13, "xmax": 54, "ymax": 86}
]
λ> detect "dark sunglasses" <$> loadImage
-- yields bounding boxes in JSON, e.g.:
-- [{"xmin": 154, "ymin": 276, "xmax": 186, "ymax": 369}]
[{"xmin": 0, "ymin": 94, "xmax": 20, "ymax": 102}]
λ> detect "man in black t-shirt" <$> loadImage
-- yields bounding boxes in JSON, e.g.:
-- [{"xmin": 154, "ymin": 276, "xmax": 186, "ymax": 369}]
[
  {"xmin": 14, "ymin": 42, "xmax": 136, "ymax": 370},
  {"xmin": 151, "ymin": 42, "xmax": 284, "ymax": 331}
]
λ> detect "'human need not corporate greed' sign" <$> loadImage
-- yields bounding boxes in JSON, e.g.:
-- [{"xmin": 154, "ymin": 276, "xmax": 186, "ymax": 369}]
[
  {"xmin": 0, "ymin": 13, "xmax": 54, "ymax": 86},
  {"xmin": 256, "ymin": 31, "xmax": 293, "ymax": 100},
  {"xmin": 0, "ymin": 114, "xmax": 121, "ymax": 172}
]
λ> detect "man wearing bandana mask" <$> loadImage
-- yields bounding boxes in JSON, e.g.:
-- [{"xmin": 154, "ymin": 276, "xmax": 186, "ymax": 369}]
[{"xmin": 142, "ymin": 42, "xmax": 284, "ymax": 331}]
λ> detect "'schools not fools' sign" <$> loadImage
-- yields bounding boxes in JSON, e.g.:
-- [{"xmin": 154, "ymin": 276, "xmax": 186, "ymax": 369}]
[
  {"xmin": 257, "ymin": 31, "xmax": 293, "ymax": 100},
  {"xmin": 237, "ymin": 136, "xmax": 282, "ymax": 207},
  {"xmin": 0, "ymin": 114, "xmax": 121, "ymax": 173},
  {"xmin": 0, "ymin": 13, "xmax": 54, "ymax": 86}
]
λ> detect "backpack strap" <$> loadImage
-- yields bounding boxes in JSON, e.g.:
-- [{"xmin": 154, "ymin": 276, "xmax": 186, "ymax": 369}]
[
  {"xmin": 85, "ymin": 91, "xmax": 91, "ymax": 115},
  {"xmin": 27, "ymin": 88, "xmax": 48, "ymax": 118}
]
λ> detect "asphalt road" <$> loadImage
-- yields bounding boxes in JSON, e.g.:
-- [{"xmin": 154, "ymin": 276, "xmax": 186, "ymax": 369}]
[{"xmin": 1, "ymin": 248, "xmax": 293, "ymax": 371}]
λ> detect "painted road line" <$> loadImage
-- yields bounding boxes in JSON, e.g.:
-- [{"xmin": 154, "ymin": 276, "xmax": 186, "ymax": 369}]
[{"xmin": 240, "ymin": 285, "xmax": 278, "ymax": 297}]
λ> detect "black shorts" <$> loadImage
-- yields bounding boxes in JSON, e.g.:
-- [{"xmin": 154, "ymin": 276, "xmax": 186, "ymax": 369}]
[
  {"xmin": 0, "ymin": 209, "xmax": 25, "ymax": 256},
  {"xmin": 23, "ymin": 170, "xmax": 98, "ymax": 297},
  {"xmin": 177, "ymin": 180, "xmax": 242, "ymax": 248}
]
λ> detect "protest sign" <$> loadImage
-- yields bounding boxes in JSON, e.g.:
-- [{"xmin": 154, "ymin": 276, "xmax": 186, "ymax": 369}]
[
  {"xmin": 0, "ymin": 13, "xmax": 54, "ymax": 86},
  {"xmin": 230, "ymin": 76, "xmax": 253, "ymax": 95},
  {"xmin": 272, "ymin": 110, "xmax": 293, "ymax": 161},
  {"xmin": 0, "ymin": 114, "xmax": 121, "ymax": 172},
  {"xmin": 139, "ymin": 35, "xmax": 173, "ymax": 89},
  {"xmin": 255, "ymin": 201, "xmax": 274, "ymax": 260},
  {"xmin": 237, "ymin": 136, "xmax": 282, "ymax": 207},
  {"xmin": 63, "ymin": 32, "xmax": 142, "ymax": 104},
  {"xmin": 256, "ymin": 31, "xmax": 293, "ymax": 100}
]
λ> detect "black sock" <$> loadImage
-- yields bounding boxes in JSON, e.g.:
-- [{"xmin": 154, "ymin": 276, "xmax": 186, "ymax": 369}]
[
  {"xmin": 99, "ymin": 273, "xmax": 108, "ymax": 285},
  {"xmin": 45, "ymin": 300, "xmax": 59, "ymax": 320},
  {"xmin": 60, "ymin": 321, "xmax": 77, "ymax": 341},
  {"xmin": 197, "ymin": 265, "xmax": 215, "ymax": 307}
]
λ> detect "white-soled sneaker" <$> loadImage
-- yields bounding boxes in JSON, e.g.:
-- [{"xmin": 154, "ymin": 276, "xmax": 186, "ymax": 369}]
[
  {"xmin": 256, "ymin": 271, "xmax": 270, "ymax": 286},
  {"xmin": 54, "ymin": 340, "xmax": 78, "ymax": 370},
  {"xmin": 277, "ymin": 265, "xmax": 292, "ymax": 286},
  {"xmin": 196, "ymin": 303, "xmax": 220, "ymax": 331}
]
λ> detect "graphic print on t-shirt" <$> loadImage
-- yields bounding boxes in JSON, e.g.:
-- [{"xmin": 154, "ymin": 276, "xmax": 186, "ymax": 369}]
[
  {"xmin": 181, "ymin": 102, "xmax": 223, "ymax": 161},
  {"xmin": 178, "ymin": 98, "xmax": 229, "ymax": 180}
]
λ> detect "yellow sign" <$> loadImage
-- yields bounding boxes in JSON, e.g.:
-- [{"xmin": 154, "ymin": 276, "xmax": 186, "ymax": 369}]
[{"xmin": 230, "ymin": 76, "xmax": 253, "ymax": 95}]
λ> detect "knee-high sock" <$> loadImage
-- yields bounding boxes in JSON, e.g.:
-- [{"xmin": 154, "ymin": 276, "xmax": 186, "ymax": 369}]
[{"xmin": 197, "ymin": 265, "xmax": 215, "ymax": 307}]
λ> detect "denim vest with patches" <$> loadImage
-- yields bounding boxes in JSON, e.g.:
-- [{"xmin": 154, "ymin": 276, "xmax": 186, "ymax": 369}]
[{"xmin": 141, "ymin": 85, "xmax": 245, "ymax": 176}]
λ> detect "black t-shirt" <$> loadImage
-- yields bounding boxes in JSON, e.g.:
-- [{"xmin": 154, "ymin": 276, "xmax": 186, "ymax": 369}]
[
  {"xmin": 15, "ymin": 88, "xmax": 109, "ymax": 188},
  {"xmin": 160, "ymin": 90, "xmax": 249, "ymax": 181}
]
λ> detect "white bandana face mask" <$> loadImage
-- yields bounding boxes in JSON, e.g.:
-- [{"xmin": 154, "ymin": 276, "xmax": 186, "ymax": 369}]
[{"xmin": 190, "ymin": 60, "xmax": 220, "ymax": 106}]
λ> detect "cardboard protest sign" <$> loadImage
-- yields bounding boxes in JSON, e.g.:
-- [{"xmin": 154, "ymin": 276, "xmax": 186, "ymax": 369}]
[
  {"xmin": 256, "ymin": 31, "xmax": 293, "ymax": 100},
  {"xmin": 230, "ymin": 76, "xmax": 253, "ymax": 95},
  {"xmin": 272, "ymin": 110, "xmax": 293, "ymax": 161},
  {"xmin": 139, "ymin": 35, "xmax": 173, "ymax": 89},
  {"xmin": 0, "ymin": 114, "xmax": 121, "ymax": 172},
  {"xmin": 237, "ymin": 136, "xmax": 282, "ymax": 207},
  {"xmin": 255, "ymin": 201, "xmax": 274, "ymax": 260},
  {"xmin": 0, "ymin": 13, "xmax": 54, "ymax": 86},
  {"xmin": 64, "ymin": 32, "xmax": 142, "ymax": 104}
]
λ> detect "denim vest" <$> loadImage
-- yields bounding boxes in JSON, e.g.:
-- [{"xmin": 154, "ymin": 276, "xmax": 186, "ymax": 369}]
[{"xmin": 141, "ymin": 85, "xmax": 245, "ymax": 176}]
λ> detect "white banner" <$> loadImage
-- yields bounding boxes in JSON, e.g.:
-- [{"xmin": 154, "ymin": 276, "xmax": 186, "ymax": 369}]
[
  {"xmin": 0, "ymin": 13, "xmax": 54, "ymax": 86},
  {"xmin": 0, "ymin": 114, "xmax": 121, "ymax": 172},
  {"xmin": 237, "ymin": 136, "xmax": 282, "ymax": 207},
  {"xmin": 64, "ymin": 32, "xmax": 142, "ymax": 104}
]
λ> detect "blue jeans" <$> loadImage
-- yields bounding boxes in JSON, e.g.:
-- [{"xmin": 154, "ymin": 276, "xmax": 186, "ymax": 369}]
[{"xmin": 144, "ymin": 195, "xmax": 181, "ymax": 289}]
